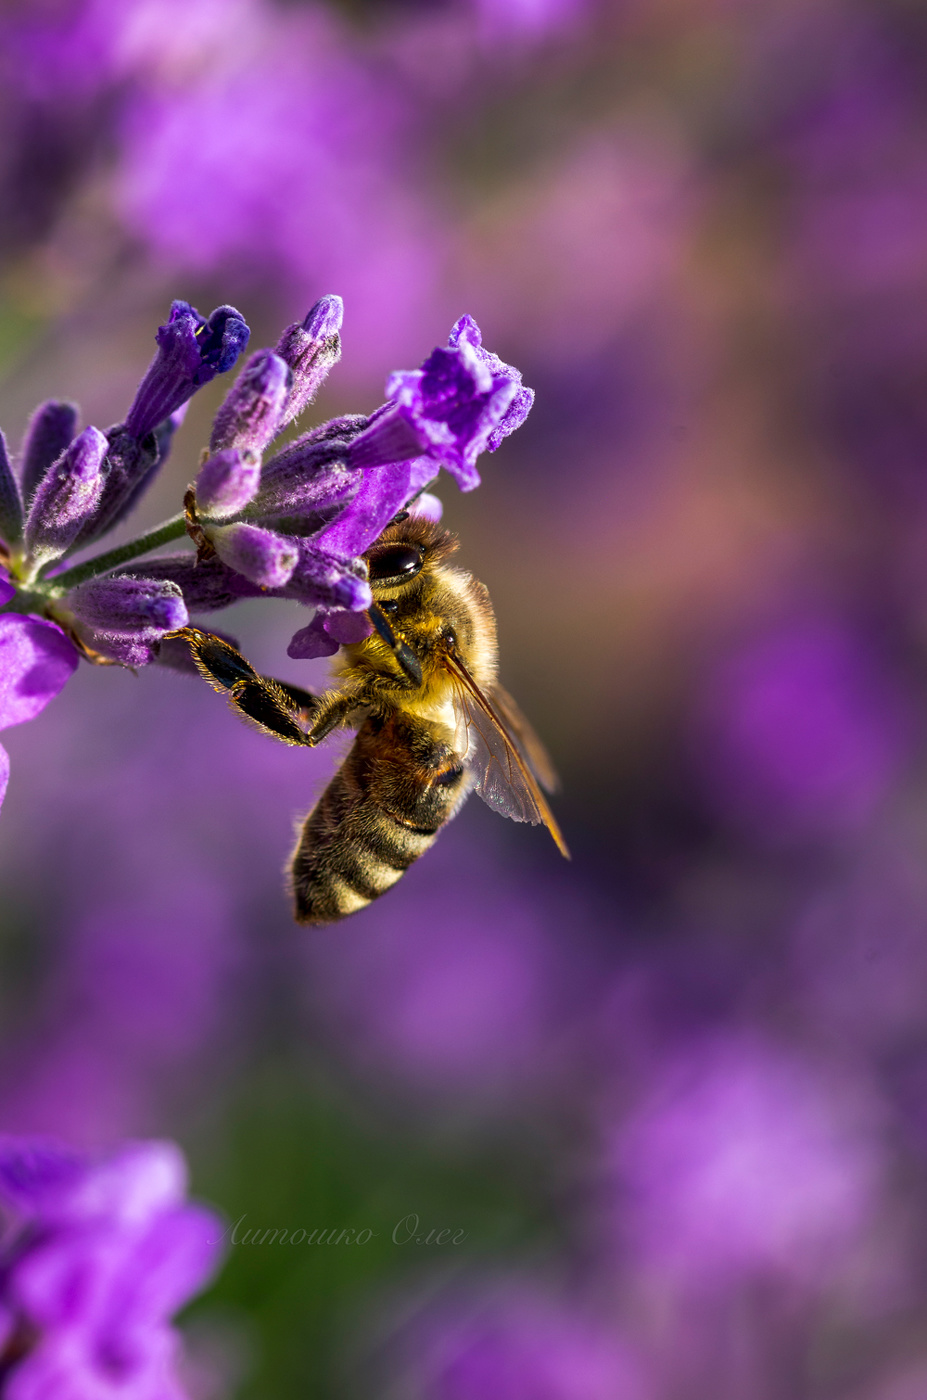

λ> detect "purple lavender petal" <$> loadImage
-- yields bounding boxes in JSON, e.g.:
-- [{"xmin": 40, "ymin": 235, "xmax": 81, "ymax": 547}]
[
  {"xmin": 124, "ymin": 301, "xmax": 250, "ymax": 441},
  {"xmin": 282, "ymin": 540, "xmax": 373, "ymax": 611},
  {"xmin": 195, "ymin": 448, "xmax": 261, "ymax": 520},
  {"xmin": 316, "ymin": 460, "xmax": 414, "ymax": 558},
  {"xmin": 287, "ymin": 606, "xmax": 373, "ymax": 659},
  {"xmin": 0, "ymin": 743, "xmax": 7, "ymax": 811},
  {"xmin": 208, "ymin": 523, "xmax": 298, "ymax": 588},
  {"xmin": 447, "ymin": 313, "xmax": 535, "ymax": 450},
  {"xmin": 18, "ymin": 401, "xmax": 79, "ymax": 505},
  {"xmin": 209, "ymin": 349, "xmax": 291, "ymax": 456},
  {"xmin": 287, "ymin": 615, "xmax": 341, "ymax": 660},
  {"xmin": 0, "ymin": 615, "xmax": 79, "ymax": 732},
  {"xmin": 24, "ymin": 426, "xmax": 108, "ymax": 565},
  {"xmin": 325, "ymin": 608, "xmax": 374, "ymax": 644},
  {"xmin": 344, "ymin": 319, "xmax": 527, "ymax": 492},
  {"xmin": 0, "ymin": 430, "xmax": 24, "ymax": 545},
  {"xmin": 345, "ymin": 413, "xmax": 429, "ymax": 471},
  {"xmin": 275, "ymin": 294, "xmax": 344, "ymax": 430},
  {"xmin": 66, "ymin": 576, "xmax": 188, "ymax": 636},
  {"xmin": 0, "ymin": 565, "xmax": 14, "ymax": 607}
]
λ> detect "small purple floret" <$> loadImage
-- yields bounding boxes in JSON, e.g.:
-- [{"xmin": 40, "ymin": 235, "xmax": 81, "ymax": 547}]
[
  {"xmin": 345, "ymin": 316, "xmax": 532, "ymax": 492},
  {"xmin": 0, "ymin": 566, "xmax": 14, "ymax": 607},
  {"xmin": 209, "ymin": 349, "xmax": 291, "ymax": 456},
  {"xmin": 0, "ymin": 1136, "xmax": 223, "ymax": 1398},
  {"xmin": 24, "ymin": 425, "xmax": 109, "ymax": 566},
  {"xmin": 208, "ymin": 522, "xmax": 299, "ymax": 589},
  {"xmin": 67, "ymin": 576, "xmax": 188, "ymax": 632},
  {"xmin": 125, "ymin": 301, "xmax": 250, "ymax": 441},
  {"xmin": 276, "ymin": 294, "xmax": 344, "ymax": 431},
  {"xmin": 196, "ymin": 448, "xmax": 261, "ymax": 520}
]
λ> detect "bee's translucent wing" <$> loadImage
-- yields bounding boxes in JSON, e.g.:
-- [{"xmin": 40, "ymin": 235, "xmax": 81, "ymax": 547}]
[
  {"xmin": 445, "ymin": 654, "xmax": 570, "ymax": 858},
  {"xmin": 489, "ymin": 681, "xmax": 560, "ymax": 794}
]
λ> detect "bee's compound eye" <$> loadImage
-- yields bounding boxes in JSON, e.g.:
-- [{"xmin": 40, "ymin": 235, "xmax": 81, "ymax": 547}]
[{"xmin": 367, "ymin": 543, "xmax": 425, "ymax": 582}]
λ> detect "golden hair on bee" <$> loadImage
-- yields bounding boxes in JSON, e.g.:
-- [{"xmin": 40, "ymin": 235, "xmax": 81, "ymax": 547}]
[{"xmin": 166, "ymin": 511, "xmax": 567, "ymax": 927}]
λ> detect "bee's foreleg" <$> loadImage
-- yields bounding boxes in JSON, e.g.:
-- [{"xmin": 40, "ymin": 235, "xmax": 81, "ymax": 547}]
[
  {"xmin": 163, "ymin": 626, "xmax": 317, "ymax": 746},
  {"xmin": 305, "ymin": 690, "xmax": 361, "ymax": 746}
]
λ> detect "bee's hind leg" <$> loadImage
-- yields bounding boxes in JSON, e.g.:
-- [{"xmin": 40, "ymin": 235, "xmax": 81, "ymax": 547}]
[{"xmin": 162, "ymin": 626, "xmax": 318, "ymax": 747}]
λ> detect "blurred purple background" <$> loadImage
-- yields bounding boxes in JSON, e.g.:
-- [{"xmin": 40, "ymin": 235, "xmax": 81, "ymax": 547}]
[{"xmin": 4, "ymin": 0, "xmax": 927, "ymax": 1396}]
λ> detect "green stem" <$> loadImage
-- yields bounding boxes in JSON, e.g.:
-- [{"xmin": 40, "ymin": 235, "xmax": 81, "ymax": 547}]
[{"xmin": 43, "ymin": 512, "xmax": 188, "ymax": 595}]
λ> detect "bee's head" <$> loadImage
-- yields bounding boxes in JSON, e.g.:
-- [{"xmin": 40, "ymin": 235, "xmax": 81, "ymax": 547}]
[{"xmin": 364, "ymin": 516, "xmax": 457, "ymax": 597}]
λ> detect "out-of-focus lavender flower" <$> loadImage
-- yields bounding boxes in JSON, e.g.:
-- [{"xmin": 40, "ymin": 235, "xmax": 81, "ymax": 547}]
[
  {"xmin": 688, "ymin": 617, "xmax": 913, "ymax": 842},
  {"xmin": 0, "ymin": 1136, "xmax": 223, "ymax": 1399},
  {"xmin": 398, "ymin": 1287, "xmax": 648, "ymax": 1400},
  {"xmin": 611, "ymin": 1034, "xmax": 882, "ymax": 1288},
  {"xmin": 0, "ymin": 616, "xmax": 78, "ymax": 810}
]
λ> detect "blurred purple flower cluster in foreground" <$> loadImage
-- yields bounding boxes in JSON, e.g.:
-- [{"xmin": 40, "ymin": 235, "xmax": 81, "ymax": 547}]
[{"xmin": 0, "ymin": 1137, "xmax": 220, "ymax": 1398}]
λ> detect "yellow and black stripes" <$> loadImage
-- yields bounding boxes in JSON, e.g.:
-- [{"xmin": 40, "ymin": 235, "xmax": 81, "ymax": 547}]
[{"xmin": 290, "ymin": 712, "xmax": 471, "ymax": 925}]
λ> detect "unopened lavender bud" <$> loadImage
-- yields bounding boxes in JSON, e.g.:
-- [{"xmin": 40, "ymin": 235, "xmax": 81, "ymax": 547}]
[
  {"xmin": 19, "ymin": 400, "xmax": 78, "ymax": 503},
  {"xmin": 284, "ymin": 541, "xmax": 373, "ymax": 611},
  {"xmin": 24, "ymin": 426, "xmax": 108, "ymax": 566},
  {"xmin": 195, "ymin": 448, "xmax": 261, "ymax": 519},
  {"xmin": 0, "ymin": 431, "xmax": 23, "ymax": 545},
  {"xmin": 0, "ymin": 566, "xmax": 14, "ymax": 607},
  {"xmin": 209, "ymin": 350, "xmax": 290, "ymax": 456},
  {"xmin": 125, "ymin": 301, "xmax": 250, "ymax": 441},
  {"xmin": 208, "ymin": 522, "xmax": 298, "ymax": 588},
  {"xmin": 275, "ymin": 294, "xmax": 343, "ymax": 430},
  {"xmin": 67, "ymin": 575, "xmax": 189, "ymax": 635}
]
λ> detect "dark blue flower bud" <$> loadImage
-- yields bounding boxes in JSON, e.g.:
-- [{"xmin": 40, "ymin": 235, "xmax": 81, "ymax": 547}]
[
  {"xmin": 125, "ymin": 301, "xmax": 250, "ymax": 441},
  {"xmin": 0, "ymin": 431, "xmax": 23, "ymax": 546},
  {"xmin": 19, "ymin": 401, "xmax": 78, "ymax": 504}
]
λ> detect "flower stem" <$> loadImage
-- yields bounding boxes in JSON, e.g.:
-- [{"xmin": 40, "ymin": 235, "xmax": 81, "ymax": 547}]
[{"xmin": 42, "ymin": 512, "xmax": 188, "ymax": 594}]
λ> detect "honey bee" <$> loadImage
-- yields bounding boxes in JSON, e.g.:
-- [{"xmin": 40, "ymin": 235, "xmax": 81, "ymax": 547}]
[{"xmin": 168, "ymin": 514, "xmax": 568, "ymax": 925}]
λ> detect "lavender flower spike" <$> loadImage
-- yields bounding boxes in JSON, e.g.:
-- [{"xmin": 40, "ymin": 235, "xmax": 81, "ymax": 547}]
[
  {"xmin": 0, "ymin": 1136, "xmax": 223, "ymax": 1398},
  {"xmin": 275, "ymin": 294, "xmax": 344, "ymax": 431},
  {"xmin": 0, "ymin": 617, "xmax": 78, "ymax": 811},
  {"xmin": 125, "ymin": 301, "xmax": 251, "ymax": 441},
  {"xmin": 209, "ymin": 348, "xmax": 291, "ymax": 456},
  {"xmin": 23, "ymin": 425, "xmax": 108, "ymax": 568},
  {"xmin": 345, "ymin": 316, "xmax": 533, "ymax": 491}
]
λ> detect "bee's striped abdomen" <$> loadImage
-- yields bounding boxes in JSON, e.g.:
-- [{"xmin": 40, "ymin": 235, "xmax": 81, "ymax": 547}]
[{"xmin": 290, "ymin": 714, "xmax": 471, "ymax": 926}]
